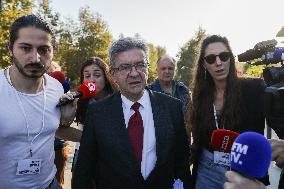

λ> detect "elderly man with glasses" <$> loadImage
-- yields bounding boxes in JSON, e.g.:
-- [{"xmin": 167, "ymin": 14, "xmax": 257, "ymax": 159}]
[{"xmin": 72, "ymin": 37, "xmax": 192, "ymax": 189}]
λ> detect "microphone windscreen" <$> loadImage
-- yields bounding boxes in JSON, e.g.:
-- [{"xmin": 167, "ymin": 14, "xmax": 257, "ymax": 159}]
[
  {"xmin": 77, "ymin": 81, "xmax": 99, "ymax": 100},
  {"xmin": 49, "ymin": 71, "xmax": 65, "ymax": 84},
  {"xmin": 230, "ymin": 132, "xmax": 272, "ymax": 179},
  {"xmin": 211, "ymin": 129, "xmax": 239, "ymax": 153},
  {"xmin": 62, "ymin": 80, "xmax": 70, "ymax": 93}
]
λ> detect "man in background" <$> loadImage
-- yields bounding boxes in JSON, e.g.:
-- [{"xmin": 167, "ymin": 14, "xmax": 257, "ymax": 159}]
[{"xmin": 149, "ymin": 55, "xmax": 190, "ymax": 114}]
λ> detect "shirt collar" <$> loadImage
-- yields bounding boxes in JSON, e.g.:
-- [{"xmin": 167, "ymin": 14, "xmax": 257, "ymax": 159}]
[{"xmin": 121, "ymin": 90, "xmax": 148, "ymax": 110}]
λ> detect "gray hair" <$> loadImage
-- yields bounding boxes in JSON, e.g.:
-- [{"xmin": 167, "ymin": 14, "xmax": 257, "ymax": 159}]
[
  {"xmin": 157, "ymin": 55, "xmax": 176, "ymax": 65},
  {"xmin": 109, "ymin": 37, "xmax": 149, "ymax": 68}
]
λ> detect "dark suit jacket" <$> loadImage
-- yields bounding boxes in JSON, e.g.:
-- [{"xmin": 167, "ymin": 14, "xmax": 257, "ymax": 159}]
[{"xmin": 72, "ymin": 90, "xmax": 192, "ymax": 189}]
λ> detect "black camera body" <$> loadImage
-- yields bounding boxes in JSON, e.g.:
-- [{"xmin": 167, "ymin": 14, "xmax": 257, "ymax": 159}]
[{"xmin": 238, "ymin": 39, "xmax": 284, "ymax": 137}]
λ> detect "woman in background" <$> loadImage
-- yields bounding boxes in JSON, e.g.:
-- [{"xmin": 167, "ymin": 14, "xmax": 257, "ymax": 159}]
[
  {"xmin": 188, "ymin": 35, "xmax": 269, "ymax": 189},
  {"xmin": 71, "ymin": 57, "xmax": 117, "ymax": 181}
]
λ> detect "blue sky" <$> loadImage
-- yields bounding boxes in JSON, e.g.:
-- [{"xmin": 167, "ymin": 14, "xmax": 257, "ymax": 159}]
[{"xmin": 49, "ymin": 0, "xmax": 284, "ymax": 58}]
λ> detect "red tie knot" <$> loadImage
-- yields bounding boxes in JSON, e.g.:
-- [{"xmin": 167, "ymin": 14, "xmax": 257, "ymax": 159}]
[{"xmin": 131, "ymin": 102, "xmax": 140, "ymax": 112}]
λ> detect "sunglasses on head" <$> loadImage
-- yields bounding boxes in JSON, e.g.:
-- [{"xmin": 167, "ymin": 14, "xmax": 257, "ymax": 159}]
[{"xmin": 203, "ymin": 52, "xmax": 231, "ymax": 64}]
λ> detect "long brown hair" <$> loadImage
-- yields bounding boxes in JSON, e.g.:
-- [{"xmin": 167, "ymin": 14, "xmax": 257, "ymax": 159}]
[
  {"xmin": 76, "ymin": 57, "xmax": 117, "ymax": 124},
  {"xmin": 188, "ymin": 35, "xmax": 241, "ymax": 148}
]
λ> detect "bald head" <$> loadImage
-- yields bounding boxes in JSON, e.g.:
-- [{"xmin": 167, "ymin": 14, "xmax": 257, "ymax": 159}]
[{"xmin": 156, "ymin": 55, "xmax": 175, "ymax": 83}]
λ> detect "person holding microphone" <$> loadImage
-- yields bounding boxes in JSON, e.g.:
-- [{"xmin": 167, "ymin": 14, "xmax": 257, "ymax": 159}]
[
  {"xmin": 224, "ymin": 138, "xmax": 284, "ymax": 189},
  {"xmin": 187, "ymin": 35, "xmax": 269, "ymax": 188}
]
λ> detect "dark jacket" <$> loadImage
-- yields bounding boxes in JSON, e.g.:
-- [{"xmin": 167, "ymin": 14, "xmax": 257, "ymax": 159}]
[
  {"xmin": 72, "ymin": 90, "xmax": 192, "ymax": 189},
  {"xmin": 191, "ymin": 78, "xmax": 270, "ymax": 186},
  {"xmin": 149, "ymin": 79, "xmax": 190, "ymax": 114}
]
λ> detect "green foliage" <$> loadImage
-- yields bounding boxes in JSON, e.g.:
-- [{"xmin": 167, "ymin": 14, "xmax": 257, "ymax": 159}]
[
  {"xmin": 55, "ymin": 6, "xmax": 112, "ymax": 87},
  {"xmin": 0, "ymin": 0, "xmax": 33, "ymax": 68},
  {"xmin": 36, "ymin": 0, "xmax": 62, "ymax": 35},
  {"xmin": 175, "ymin": 27, "xmax": 206, "ymax": 86},
  {"xmin": 241, "ymin": 62, "xmax": 266, "ymax": 78},
  {"xmin": 0, "ymin": 2, "xmax": 167, "ymax": 89}
]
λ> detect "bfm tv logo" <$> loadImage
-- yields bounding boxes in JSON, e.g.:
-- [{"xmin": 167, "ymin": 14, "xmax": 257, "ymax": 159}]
[{"xmin": 231, "ymin": 142, "xmax": 248, "ymax": 165}]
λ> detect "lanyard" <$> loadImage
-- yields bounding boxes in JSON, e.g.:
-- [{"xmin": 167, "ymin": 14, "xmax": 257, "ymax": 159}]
[
  {"xmin": 6, "ymin": 67, "xmax": 47, "ymax": 157},
  {"xmin": 213, "ymin": 104, "xmax": 220, "ymax": 129}
]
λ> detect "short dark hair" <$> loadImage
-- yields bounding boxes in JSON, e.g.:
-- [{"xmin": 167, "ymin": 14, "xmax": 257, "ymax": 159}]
[{"xmin": 9, "ymin": 14, "xmax": 55, "ymax": 48}]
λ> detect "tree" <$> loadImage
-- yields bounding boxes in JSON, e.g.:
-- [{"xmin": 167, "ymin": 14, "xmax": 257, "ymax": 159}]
[
  {"xmin": 36, "ymin": 0, "xmax": 61, "ymax": 35},
  {"xmin": 147, "ymin": 44, "xmax": 166, "ymax": 83},
  {"xmin": 0, "ymin": 0, "xmax": 33, "ymax": 68},
  {"xmin": 55, "ymin": 6, "xmax": 112, "ymax": 87},
  {"xmin": 175, "ymin": 27, "xmax": 206, "ymax": 86}
]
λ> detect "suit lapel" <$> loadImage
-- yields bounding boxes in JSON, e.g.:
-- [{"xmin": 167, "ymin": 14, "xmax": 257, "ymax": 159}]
[
  {"xmin": 108, "ymin": 93, "xmax": 144, "ymax": 179},
  {"xmin": 148, "ymin": 90, "xmax": 171, "ymax": 167}
]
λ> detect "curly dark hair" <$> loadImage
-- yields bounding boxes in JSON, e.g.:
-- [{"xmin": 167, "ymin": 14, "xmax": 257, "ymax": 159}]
[
  {"xmin": 75, "ymin": 57, "xmax": 117, "ymax": 124},
  {"xmin": 188, "ymin": 35, "xmax": 241, "ymax": 149}
]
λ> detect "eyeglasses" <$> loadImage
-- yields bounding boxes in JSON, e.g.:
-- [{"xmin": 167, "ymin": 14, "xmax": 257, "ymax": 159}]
[
  {"xmin": 203, "ymin": 52, "xmax": 231, "ymax": 64},
  {"xmin": 111, "ymin": 62, "xmax": 148, "ymax": 73}
]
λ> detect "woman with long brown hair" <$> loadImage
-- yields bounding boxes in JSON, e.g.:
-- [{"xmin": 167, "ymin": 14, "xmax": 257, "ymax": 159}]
[{"xmin": 188, "ymin": 35, "xmax": 269, "ymax": 188}]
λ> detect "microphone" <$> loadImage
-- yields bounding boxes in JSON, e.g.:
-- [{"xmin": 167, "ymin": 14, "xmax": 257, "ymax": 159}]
[
  {"xmin": 230, "ymin": 132, "xmax": 272, "ymax": 179},
  {"xmin": 56, "ymin": 81, "xmax": 99, "ymax": 107},
  {"xmin": 211, "ymin": 129, "xmax": 239, "ymax": 153}
]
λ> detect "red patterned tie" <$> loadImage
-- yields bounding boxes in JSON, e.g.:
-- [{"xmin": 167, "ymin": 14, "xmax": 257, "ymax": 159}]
[{"xmin": 128, "ymin": 102, "xmax": 144, "ymax": 167}]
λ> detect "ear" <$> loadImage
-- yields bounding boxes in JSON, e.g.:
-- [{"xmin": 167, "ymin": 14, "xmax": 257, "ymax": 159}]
[{"xmin": 7, "ymin": 42, "xmax": 13, "ymax": 56}]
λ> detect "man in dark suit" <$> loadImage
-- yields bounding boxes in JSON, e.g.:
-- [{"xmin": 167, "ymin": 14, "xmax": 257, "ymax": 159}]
[{"xmin": 72, "ymin": 37, "xmax": 192, "ymax": 189}]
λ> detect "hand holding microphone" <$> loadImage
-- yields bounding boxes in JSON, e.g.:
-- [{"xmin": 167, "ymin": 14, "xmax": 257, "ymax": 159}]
[
  {"xmin": 224, "ymin": 132, "xmax": 272, "ymax": 189},
  {"xmin": 270, "ymin": 139, "xmax": 284, "ymax": 166},
  {"xmin": 224, "ymin": 171, "xmax": 266, "ymax": 189},
  {"xmin": 230, "ymin": 132, "xmax": 272, "ymax": 179},
  {"xmin": 57, "ymin": 81, "xmax": 99, "ymax": 107},
  {"xmin": 58, "ymin": 81, "xmax": 99, "ymax": 127}
]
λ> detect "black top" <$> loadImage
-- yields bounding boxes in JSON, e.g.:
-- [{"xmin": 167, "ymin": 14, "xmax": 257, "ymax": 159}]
[{"xmin": 204, "ymin": 78, "xmax": 266, "ymax": 150}]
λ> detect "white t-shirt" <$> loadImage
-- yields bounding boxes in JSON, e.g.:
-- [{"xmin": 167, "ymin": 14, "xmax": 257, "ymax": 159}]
[{"xmin": 0, "ymin": 68, "xmax": 63, "ymax": 189}]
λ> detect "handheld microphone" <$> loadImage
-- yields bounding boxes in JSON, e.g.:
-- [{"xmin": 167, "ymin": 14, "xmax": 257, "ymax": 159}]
[
  {"xmin": 211, "ymin": 129, "xmax": 239, "ymax": 153},
  {"xmin": 230, "ymin": 132, "xmax": 272, "ymax": 179},
  {"xmin": 56, "ymin": 81, "xmax": 99, "ymax": 107}
]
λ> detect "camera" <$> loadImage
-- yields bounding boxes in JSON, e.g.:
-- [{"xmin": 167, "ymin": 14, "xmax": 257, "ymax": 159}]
[{"xmin": 238, "ymin": 39, "xmax": 284, "ymax": 137}]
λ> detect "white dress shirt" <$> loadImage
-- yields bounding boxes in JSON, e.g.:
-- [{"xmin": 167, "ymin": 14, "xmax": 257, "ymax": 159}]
[{"xmin": 121, "ymin": 90, "xmax": 157, "ymax": 180}]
